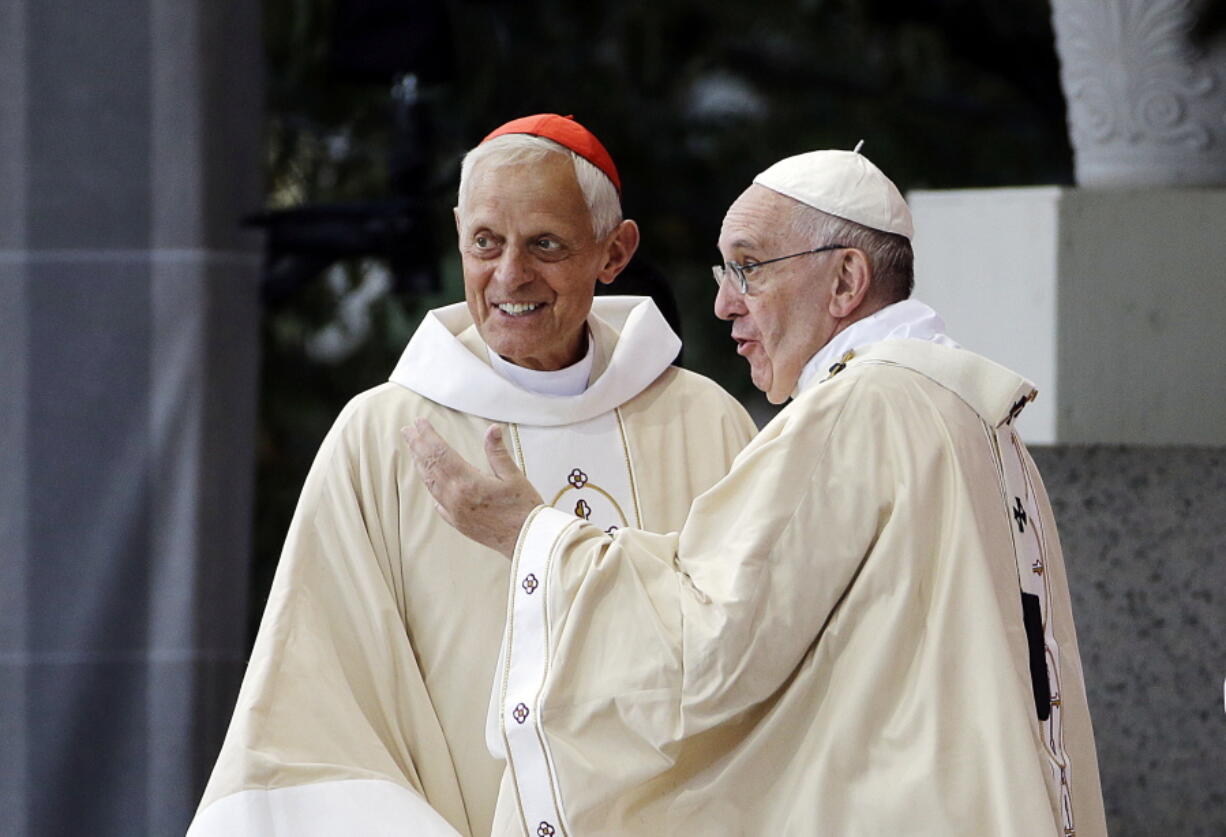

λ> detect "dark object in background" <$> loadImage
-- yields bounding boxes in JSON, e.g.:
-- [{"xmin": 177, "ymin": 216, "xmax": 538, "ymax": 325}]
[
  {"xmin": 247, "ymin": 196, "xmax": 436, "ymax": 306},
  {"xmin": 251, "ymin": 0, "xmax": 458, "ymax": 306},
  {"xmin": 331, "ymin": 0, "xmax": 456, "ymax": 84},
  {"xmin": 599, "ymin": 255, "xmax": 685, "ymax": 367},
  {"xmin": 1192, "ymin": 0, "xmax": 1226, "ymax": 45}
]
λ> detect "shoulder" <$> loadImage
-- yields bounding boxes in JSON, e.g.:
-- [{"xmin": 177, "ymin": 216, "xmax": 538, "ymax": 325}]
[
  {"xmin": 786, "ymin": 359, "xmax": 985, "ymax": 466},
  {"xmin": 840, "ymin": 357, "xmax": 987, "ymax": 426},
  {"xmin": 655, "ymin": 366, "xmax": 740, "ymax": 406},
  {"xmin": 332, "ymin": 382, "xmax": 422, "ymax": 430},
  {"xmin": 328, "ymin": 381, "xmax": 483, "ymax": 452},
  {"xmin": 765, "ymin": 362, "xmax": 920, "ymax": 450},
  {"xmin": 338, "ymin": 380, "xmax": 488, "ymax": 421},
  {"xmin": 795, "ymin": 359, "xmax": 941, "ymax": 415},
  {"xmin": 633, "ymin": 366, "xmax": 751, "ymax": 418}
]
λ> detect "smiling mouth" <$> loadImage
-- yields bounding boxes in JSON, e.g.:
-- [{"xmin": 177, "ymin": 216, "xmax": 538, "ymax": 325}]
[{"xmin": 496, "ymin": 302, "xmax": 544, "ymax": 316}]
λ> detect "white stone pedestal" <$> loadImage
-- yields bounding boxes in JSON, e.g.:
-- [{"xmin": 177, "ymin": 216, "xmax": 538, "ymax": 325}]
[{"xmin": 909, "ymin": 187, "xmax": 1226, "ymax": 444}]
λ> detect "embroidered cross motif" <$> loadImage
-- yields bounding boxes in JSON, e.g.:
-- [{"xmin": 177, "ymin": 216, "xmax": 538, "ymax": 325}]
[
  {"xmin": 1007, "ymin": 396, "xmax": 1028, "ymax": 424},
  {"xmin": 521, "ymin": 573, "xmax": 539, "ymax": 595},
  {"xmin": 567, "ymin": 468, "xmax": 588, "ymax": 489},
  {"xmin": 537, "ymin": 822, "xmax": 555, "ymax": 837},
  {"xmin": 1032, "ymin": 558, "xmax": 1045, "ymax": 575},
  {"xmin": 1013, "ymin": 497, "xmax": 1028, "ymax": 533},
  {"xmin": 512, "ymin": 703, "xmax": 529, "ymax": 724},
  {"xmin": 1006, "ymin": 390, "xmax": 1037, "ymax": 424},
  {"xmin": 575, "ymin": 498, "xmax": 592, "ymax": 520},
  {"xmin": 827, "ymin": 349, "xmax": 856, "ymax": 377}
]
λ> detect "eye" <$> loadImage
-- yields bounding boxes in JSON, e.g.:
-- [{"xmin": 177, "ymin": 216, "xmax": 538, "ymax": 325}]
[
  {"xmin": 531, "ymin": 237, "xmax": 568, "ymax": 261},
  {"xmin": 740, "ymin": 260, "xmax": 761, "ymax": 274},
  {"xmin": 468, "ymin": 232, "xmax": 502, "ymax": 257}
]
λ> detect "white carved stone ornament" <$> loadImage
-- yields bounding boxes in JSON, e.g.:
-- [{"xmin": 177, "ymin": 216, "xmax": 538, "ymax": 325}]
[{"xmin": 1051, "ymin": 0, "xmax": 1226, "ymax": 186}]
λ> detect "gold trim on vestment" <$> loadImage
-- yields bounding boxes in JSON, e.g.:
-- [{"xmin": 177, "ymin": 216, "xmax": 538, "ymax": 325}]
[
  {"xmin": 508, "ymin": 423, "xmax": 526, "ymax": 470},
  {"xmin": 548, "ymin": 483, "xmax": 630, "ymax": 527},
  {"xmin": 613, "ymin": 407, "xmax": 643, "ymax": 527}
]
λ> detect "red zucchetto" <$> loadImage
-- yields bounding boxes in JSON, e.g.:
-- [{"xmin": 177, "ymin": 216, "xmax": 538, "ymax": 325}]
[{"xmin": 482, "ymin": 113, "xmax": 621, "ymax": 194}]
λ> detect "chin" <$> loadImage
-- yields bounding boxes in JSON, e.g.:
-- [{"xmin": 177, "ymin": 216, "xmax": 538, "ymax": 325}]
[
  {"xmin": 482, "ymin": 333, "xmax": 525, "ymax": 362},
  {"xmin": 748, "ymin": 362, "xmax": 771, "ymax": 396},
  {"xmin": 766, "ymin": 368, "xmax": 803, "ymax": 404}
]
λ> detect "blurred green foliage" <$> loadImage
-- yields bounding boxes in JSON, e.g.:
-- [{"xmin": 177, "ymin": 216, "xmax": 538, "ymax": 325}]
[{"xmin": 253, "ymin": 0, "xmax": 1072, "ymax": 629}]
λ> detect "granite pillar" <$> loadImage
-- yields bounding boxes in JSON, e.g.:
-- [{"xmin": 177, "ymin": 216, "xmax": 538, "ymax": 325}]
[{"xmin": 1032, "ymin": 446, "xmax": 1225, "ymax": 836}]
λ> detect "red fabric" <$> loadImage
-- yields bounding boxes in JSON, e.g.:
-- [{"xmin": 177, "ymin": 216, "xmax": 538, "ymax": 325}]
[{"xmin": 482, "ymin": 113, "xmax": 621, "ymax": 193}]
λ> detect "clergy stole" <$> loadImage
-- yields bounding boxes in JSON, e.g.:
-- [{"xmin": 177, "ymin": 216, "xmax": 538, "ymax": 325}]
[
  {"xmin": 995, "ymin": 418, "xmax": 1076, "ymax": 836},
  {"xmin": 497, "ymin": 409, "xmax": 641, "ymax": 837},
  {"xmin": 510, "ymin": 411, "xmax": 641, "ymax": 536}
]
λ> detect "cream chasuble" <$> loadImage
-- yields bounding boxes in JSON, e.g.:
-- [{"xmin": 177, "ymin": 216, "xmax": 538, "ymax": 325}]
[
  {"xmin": 495, "ymin": 338, "xmax": 1108, "ymax": 837},
  {"xmin": 188, "ymin": 296, "xmax": 757, "ymax": 837}
]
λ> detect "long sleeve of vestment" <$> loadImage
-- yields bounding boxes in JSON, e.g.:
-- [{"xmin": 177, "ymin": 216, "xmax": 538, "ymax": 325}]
[
  {"xmin": 492, "ymin": 355, "xmax": 1107, "ymax": 837},
  {"xmin": 189, "ymin": 392, "xmax": 465, "ymax": 836},
  {"xmin": 492, "ymin": 376, "xmax": 888, "ymax": 831},
  {"xmin": 195, "ymin": 359, "xmax": 760, "ymax": 837}
]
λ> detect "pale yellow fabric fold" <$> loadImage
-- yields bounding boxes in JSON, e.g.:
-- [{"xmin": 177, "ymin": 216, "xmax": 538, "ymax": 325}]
[
  {"xmin": 497, "ymin": 340, "xmax": 1108, "ymax": 836},
  {"xmin": 193, "ymin": 306, "xmax": 757, "ymax": 836}
]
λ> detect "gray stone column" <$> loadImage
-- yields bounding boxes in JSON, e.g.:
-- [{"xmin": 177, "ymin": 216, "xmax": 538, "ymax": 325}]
[
  {"xmin": 1031, "ymin": 446, "xmax": 1226, "ymax": 836},
  {"xmin": 0, "ymin": 2, "xmax": 262, "ymax": 835}
]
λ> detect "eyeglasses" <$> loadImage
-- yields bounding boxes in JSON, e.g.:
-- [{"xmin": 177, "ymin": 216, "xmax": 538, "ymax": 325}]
[{"xmin": 711, "ymin": 244, "xmax": 849, "ymax": 295}]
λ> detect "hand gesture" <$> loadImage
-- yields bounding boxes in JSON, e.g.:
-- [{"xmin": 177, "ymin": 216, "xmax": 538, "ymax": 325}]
[{"xmin": 402, "ymin": 419, "xmax": 543, "ymax": 558}]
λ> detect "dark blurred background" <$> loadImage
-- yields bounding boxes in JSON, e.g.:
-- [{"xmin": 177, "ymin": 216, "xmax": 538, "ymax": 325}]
[{"xmin": 253, "ymin": 0, "xmax": 1075, "ymax": 628}]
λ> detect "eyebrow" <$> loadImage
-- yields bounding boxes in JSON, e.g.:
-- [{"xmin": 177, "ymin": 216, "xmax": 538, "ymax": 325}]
[{"xmin": 719, "ymin": 236, "xmax": 760, "ymax": 255}]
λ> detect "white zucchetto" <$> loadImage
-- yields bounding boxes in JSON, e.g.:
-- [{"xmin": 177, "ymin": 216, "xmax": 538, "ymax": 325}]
[{"xmin": 753, "ymin": 147, "xmax": 914, "ymax": 240}]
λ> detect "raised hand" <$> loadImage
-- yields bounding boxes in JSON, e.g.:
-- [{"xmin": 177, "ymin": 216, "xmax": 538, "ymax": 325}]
[{"xmin": 402, "ymin": 419, "xmax": 543, "ymax": 558}]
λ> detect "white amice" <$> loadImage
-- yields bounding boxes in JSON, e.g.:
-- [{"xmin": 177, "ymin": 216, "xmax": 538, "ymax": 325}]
[
  {"xmin": 792, "ymin": 298, "xmax": 959, "ymax": 397},
  {"xmin": 487, "ymin": 330, "xmax": 594, "ymax": 397}
]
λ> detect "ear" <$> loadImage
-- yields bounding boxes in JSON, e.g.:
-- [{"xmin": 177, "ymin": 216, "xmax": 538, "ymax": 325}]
[
  {"xmin": 453, "ymin": 206, "xmax": 462, "ymax": 236},
  {"xmin": 595, "ymin": 219, "xmax": 641, "ymax": 285},
  {"xmin": 828, "ymin": 247, "xmax": 873, "ymax": 319}
]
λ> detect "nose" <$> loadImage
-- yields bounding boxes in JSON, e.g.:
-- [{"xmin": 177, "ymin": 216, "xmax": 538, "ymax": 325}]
[
  {"xmin": 714, "ymin": 274, "xmax": 746, "ymax": 321},
  {"xmin": 491, "ymin": 246, "xmax": 533, "ymax": 289}
]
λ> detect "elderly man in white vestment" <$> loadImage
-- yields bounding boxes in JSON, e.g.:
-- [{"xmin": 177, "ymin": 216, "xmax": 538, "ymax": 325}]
[
  {"xmin": 187, "ymin": 114, "xmax": 757, "ymax": 836},
  {"xmin": 407, "ymin": 148, "xmax": 1110, "ymax": 836}
]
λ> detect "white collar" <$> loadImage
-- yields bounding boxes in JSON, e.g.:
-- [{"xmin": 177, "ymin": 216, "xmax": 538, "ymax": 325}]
[
  {"xmin": 389, "ymin": 296, "xmax": 681, "ymax": 426},
  {"xmin": 793, "ymin": 299, "xmax": 960, "ymax": 398},
  {"xmin": 486, "ymin": 330, "xmax": 594, "ymax": 397}
]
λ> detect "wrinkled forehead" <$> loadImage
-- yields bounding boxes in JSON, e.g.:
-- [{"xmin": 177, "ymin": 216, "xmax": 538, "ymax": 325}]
[
  {"xmin": 460, "ymin": 155, "xmax": 588, "ymax": 223},
  {"xmin": 469, "ymin": 145, "xmax": 571, "ymax": 181},
  {"xmin": 718, "ymin": 184, "xmax": 797, "ymax": 254},
  {"xmin": 466, "ymin": 152, "xmax": 573, "ymax": 196}
]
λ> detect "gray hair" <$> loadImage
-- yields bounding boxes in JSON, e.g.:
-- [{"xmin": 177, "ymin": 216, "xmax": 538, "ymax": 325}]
[
  {"xmin": 457, "ymin": 133, "xmax": 623, "ymax": 238},
  {"xmin": 787, "ymin": 202, "xmax": 914, "ymax": 303}
]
